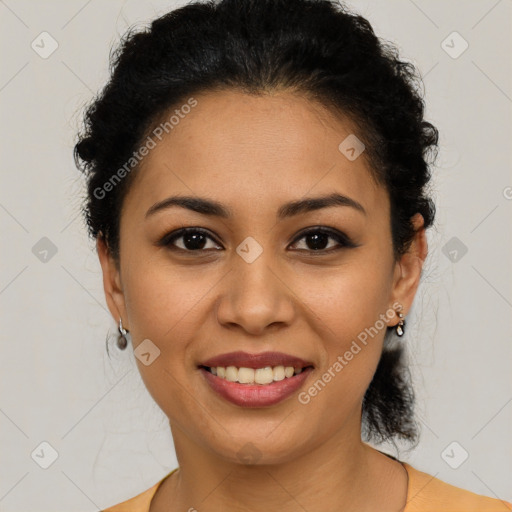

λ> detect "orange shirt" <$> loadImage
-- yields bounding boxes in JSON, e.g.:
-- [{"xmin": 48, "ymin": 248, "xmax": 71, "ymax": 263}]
[{"xmin": 102, "ymin": 463, "xmax": 512, "ymax": 511}]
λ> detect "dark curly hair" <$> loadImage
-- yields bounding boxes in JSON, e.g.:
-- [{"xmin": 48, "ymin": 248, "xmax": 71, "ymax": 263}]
[{"xmin": 74, "ymin": 0, "xmax": 438, "ymax": 446}]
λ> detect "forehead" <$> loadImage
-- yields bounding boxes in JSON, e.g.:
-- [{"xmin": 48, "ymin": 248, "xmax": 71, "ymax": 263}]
[{"xmin": 125, "ymin": 89, "xmax": 387, "ymax": 218}]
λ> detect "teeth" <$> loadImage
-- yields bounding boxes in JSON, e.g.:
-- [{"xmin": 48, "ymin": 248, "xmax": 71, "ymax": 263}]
[
  {"xmin": 238, "ymin": 367, "xmax": 255, "ymax": 384},
  {"xmin": 255, "ymin": 367, "xmax": 274, "ymax": 385},
  {"xmin": 206, "ymin": 365, "xmax": 306, "ymax": 385},
  {"xmin": 273, "ymin": 365, "xmax": 285, "ymax": 381},
  {"xmin": 225, "ymin": 366, "xmax": 238, "ymax": 382}
]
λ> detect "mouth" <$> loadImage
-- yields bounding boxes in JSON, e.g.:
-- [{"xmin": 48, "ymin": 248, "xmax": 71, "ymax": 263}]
[
  {"xmin": 198, "ymin": 364, "xmax": 313, "ymax": 385},
  {"xmin": 197, "ymin": 351, "xmax": 315, "ymax": 407},
  {"xmin": 198, "ymin": 350, "xmax": 314, "ymax": 384}
]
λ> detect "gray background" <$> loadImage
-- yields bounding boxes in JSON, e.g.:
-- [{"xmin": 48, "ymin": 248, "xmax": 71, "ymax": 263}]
[{"xmin": 0, "ymin": 0, "xmax": 511, "ymax": 510}]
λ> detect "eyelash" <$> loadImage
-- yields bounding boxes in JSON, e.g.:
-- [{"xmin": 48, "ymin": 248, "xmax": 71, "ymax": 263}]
[{"xmin": 158, "ymin": 226, "xmax": 358, "ymax": 255}]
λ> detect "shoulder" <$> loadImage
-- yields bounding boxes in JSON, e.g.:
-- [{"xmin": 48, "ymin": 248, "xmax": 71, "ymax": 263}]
[
  {"xmin": 403, "ymin": 462, "xmax": 512, "ymax": 512},
  {"xmin": 100, "ymin": 464, "xmax": 511, "ymax": 512},
  {"xmin": 101, "ymin": 469, "xmax": 178, "ymax": 512}
]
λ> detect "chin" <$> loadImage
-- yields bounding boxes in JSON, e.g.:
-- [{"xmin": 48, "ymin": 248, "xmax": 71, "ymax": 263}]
[{"xmin": 205, "ymin": 428, "xmax": 310, "ymax": 467}]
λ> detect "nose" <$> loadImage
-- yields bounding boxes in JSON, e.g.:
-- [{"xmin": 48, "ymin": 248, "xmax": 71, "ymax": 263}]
[{"xmin": 215, "ymin": 247, "xmax": 296, "ymax": 336}]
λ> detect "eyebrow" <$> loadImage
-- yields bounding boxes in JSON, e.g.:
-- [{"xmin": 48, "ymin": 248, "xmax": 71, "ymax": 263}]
[{"xmin": 145, "ymin": 192, "xmax": 366, "ymax": 220}]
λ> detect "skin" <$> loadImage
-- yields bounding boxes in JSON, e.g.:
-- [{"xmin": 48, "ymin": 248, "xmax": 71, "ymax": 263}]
[{"xmin": 97, "ymin": 89, "xmax": 427, "ymax": 512}]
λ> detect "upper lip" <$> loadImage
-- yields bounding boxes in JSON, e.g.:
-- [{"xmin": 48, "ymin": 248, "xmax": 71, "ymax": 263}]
[{"xmin": 199, "ymin": 351, "xmax": 314, "ymax": 369}]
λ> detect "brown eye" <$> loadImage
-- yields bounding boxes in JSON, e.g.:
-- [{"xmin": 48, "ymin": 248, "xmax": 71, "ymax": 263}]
[
  {"xmin": 289, "ymin": 227, "xmax": 357, "ymax": 253},
  {"xmin": 159, "ymin": 228, "xmax": 222, "ymax": 252}
]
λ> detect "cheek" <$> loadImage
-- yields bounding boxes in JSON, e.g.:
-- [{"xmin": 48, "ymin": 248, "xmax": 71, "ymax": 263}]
[
  {"xmin": 296, "ymin": 255, "xmax": 393, "ymax": 342},
  {"xmin": 118, "ymin": 256, "xmax": 204, "ymax": 399},
  {"xmin": 293, "ymin": 260, "xmax": 392, "ymax": 406},
  {"xmin": 121, "ymin": 260, "xmax": 213, "ymax": 424},
  {"xmin": 122, "ymin": 258, "xmax": 217, "ymax": 345}
]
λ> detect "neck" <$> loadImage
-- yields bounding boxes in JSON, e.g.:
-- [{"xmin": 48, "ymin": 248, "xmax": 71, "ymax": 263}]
[{"xmin": 150, "ymin": 418, "xmax": 406, "ymax": 512}]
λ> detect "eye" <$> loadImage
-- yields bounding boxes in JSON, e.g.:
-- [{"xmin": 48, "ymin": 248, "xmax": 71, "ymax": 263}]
[
  {"xmin": 159, "ymin": 227, "xmax": 222, "ymax": 252},
  {"xmin": 158, "ymin": 226, "xmax": 358, "ymax": 254},
  {"xmin": 289, "ymin": 227, "xmax": 357, "ymax": 253}
]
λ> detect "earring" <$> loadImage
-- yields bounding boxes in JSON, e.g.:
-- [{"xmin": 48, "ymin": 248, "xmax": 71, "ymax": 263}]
[
  {"xmin": 117, "ymin": 318, "xmax": 130, "ymax": 350},
  {"xmin": 395, "ymin": 311, "xmax": 405, "ymax": 337}
]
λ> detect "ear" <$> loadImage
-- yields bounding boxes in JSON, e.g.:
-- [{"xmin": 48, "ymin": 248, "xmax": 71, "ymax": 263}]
[
  {"xmin": 96, "ymin": 236, "xmax": 128, "ymax": 329},
  {"xmin": 388, "ymin": 213, "xmax": 428, "ymax": 322}
]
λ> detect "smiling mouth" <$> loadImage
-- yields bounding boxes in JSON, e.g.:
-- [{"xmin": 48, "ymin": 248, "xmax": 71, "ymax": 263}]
[{"xmin": 198, "ymin": 364, "xmax": 314, "ymax": 385}]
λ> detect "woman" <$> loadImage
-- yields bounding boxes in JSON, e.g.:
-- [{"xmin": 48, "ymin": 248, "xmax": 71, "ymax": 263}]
[{"xmin": 73, "ymin": 0, "xmax": 512, "ymax": 510}]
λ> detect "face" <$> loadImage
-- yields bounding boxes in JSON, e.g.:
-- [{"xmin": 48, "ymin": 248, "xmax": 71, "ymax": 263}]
[{"xmin": 98, "ymin": 89, "xmax": 426, "ymax": 465}]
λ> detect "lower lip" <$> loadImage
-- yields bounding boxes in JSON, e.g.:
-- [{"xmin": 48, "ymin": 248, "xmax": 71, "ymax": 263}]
[{"xmin": 199, "ymin": 367, "xmax": 313, "ymax": 407}]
